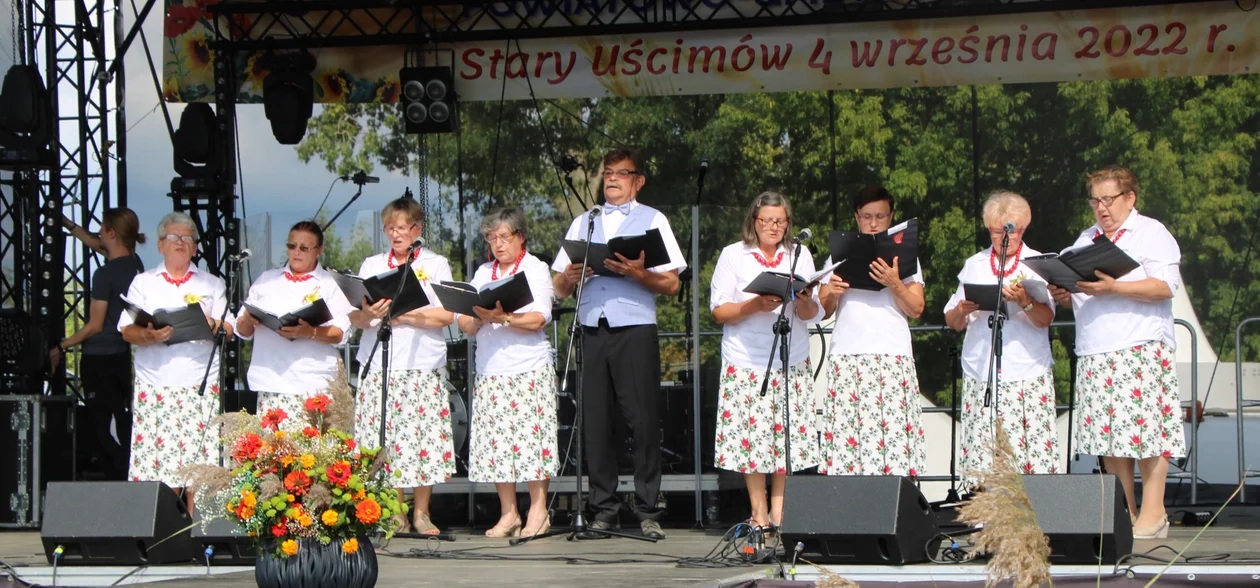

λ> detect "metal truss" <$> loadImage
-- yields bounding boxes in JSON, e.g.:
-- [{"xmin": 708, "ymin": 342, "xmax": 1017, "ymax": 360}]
[{"xmin": 205, "ymin": 0, "xmax": 1219, "ymax": 49}]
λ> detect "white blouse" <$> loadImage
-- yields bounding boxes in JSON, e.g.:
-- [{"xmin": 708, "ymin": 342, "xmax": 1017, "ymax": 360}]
[
  {"xmin": 710, "ymin": 242, "xmax": 824, "ymax": 369},
  {"xmin": 236, "ymin": 264, "xmax": 354, "ymax": 395},
  {"xmin": 1067, "ymin": 210, "xmax": 1182, "ymax": 357},
  {"xmin": 118, "ymin": 264, "xmax": 230, "ymax": 388},
  {"xmin": 465, "ymin": 254, "xmax": 554, "ymax": 376},
  {"xmin": 943, "ymin": 246, "xmax": 1056, "ymax": 382},
  {"xmin": 354, "ymin": 249, "xmax": 454, "ymax": 372},
  {"xmin": 825, "ymin": 255, "xmax": 925, "ymax": 357}
]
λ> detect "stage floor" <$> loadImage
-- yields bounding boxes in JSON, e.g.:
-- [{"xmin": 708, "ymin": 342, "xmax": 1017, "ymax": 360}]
[{"xmin": 3, "ymin": 509, "xmax": 1260, "ymax": 587}]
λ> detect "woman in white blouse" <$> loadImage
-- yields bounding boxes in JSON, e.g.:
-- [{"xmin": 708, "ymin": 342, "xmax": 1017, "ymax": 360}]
[
  {"xmin": 710, "ymin": 192, "xmax": 823, "ymax": 531},
  {"xmin": 944, "ymin": 192, "xmax": 1058, "ymax": 488},
  {"xmin": 235, "ymin": 221, "xmax": 354, "ymax": 418},
  {"xmin": 457, "ymin": 208, "xmax": 557, "ymax": 539},
  {"xmin": 119, "ymin": 212, "xmax": 232, "ymax": 508},
  {"xmin": 1048, "ymin": 166, "xmax": 1185, "ymax": 539},
  {"xmin": 350, "ymin": 197, "xmax": 456, "ymax": 536},
  {"xmin": 818, "ymin": 185, "xmax": 927, "ymax": 477}
]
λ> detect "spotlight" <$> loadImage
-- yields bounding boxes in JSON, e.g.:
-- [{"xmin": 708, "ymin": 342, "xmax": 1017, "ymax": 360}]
[
  {"xmin": 399, "ymin": 66, "xmax": 455, "ymax": 135},
  {"xmin": 0, "ymin": 309, "xmax": 48, "ymax": 376},
  {"xmin": 172, "ymin": 103, "xmax": 218, "ymax": 185},
  {"xmin": 0, "ymin": 65, "xmax": 55, "ymax": 170},
  {"xmin": 263, "ymin": 53, "xmax": 315, "ymax": 145}
]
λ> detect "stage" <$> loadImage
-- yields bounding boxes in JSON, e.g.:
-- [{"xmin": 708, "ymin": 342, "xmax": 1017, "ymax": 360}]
[{"xmin": 3, "ymin": 507, "xmax": 1260, "ymax": 587}]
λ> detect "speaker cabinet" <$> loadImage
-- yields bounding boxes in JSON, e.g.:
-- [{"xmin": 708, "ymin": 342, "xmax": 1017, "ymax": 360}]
[
  {"xmin": 192, "ymin": 515, "xmax": 256, "ymax": 565},
  {"xmin": 1023, "ymin": 474, "xmax": 1133, "ymax": 564},
  {"xmin": 781, "ymin": 476, "xmax": 940, "ymax": 565},
  {"xmin": 40, "ymin": 481, "xmax": 198, "ymax": 565}
]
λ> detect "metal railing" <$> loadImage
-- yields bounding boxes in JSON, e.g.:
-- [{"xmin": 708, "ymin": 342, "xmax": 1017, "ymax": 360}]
[{"xmin": 1236, "ymin": 317, "xmax": 1260, "ymax": 502}]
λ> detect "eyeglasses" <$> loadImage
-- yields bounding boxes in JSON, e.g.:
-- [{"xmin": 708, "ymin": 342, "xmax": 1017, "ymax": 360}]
[
  {"xmin": 755, "ymin": 217, "xmax": 789, "ymax": 228},
  {"xmin": 857, "ymin": 212, "xmax": 892, "ymax": 222},
  {"xmin": 383, "ymin": 223, "xmax": 416, "ymax": 235},
  {"xmin": 485, "ymin": 232, "xmax": 517, "ymax": 245},
  {"xmin": 286, "ymin": 243, "xmax": 319, "ymax": 253},
  {"xmin": 1087, "ymin": 192, "xmax": 1129, "ymax": 207},
  {"xmin": 601, "ymin": 169, "xmax": 640, "ymax": 180},
  {"xmin": 989, "ymin": 226, "xmax": 1024, "ymax": 235},
  {"xmin": 160, "ymin": 234, "xmax": 196, "ymax": 244}
]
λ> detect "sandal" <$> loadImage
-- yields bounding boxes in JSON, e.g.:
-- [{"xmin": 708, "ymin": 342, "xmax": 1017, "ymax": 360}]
[
  {"xmin": 521, "ymin": 516, "xmax": 551, "ymax": 538},
  {"xmin": 485, "ymin": 517, "xmax": 523, "ymax": 538},
  {"xmin": 391, "ymin": 512, "xmax": 411, "ymax": 534},
  {"xmin": 413, "ymin": 511, "xmax": 441, "ymax": 535}
]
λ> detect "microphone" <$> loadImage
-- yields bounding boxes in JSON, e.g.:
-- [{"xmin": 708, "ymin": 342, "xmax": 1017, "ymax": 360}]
[
  {"xmin": 228, "ymin": 249, "xmax": 251, "ymax": 264},
  {"xmin": 794, "ymin": 228, "xmax": 812, "ymax": 244},
  {"xmin": 697, "ymin": 157, "xmax": 709, "ymax": 188},
  {"xmin": 1003, "ymin": 222, "xmax": 1017, "ymax": 233},
  {"xmin": 351, "ymin": 171, "xmax": 380, "ymax": 184},
  {"xmin": 588, "ymin": 206, "xmax": 603, "ymax": 218},
  {"xmin": 407, "ymin": 237, "xmax": 425, "ymax": 252},
  {"xmin": 557, "ymin": 155, "xmax": 581, "ymax": 173}
]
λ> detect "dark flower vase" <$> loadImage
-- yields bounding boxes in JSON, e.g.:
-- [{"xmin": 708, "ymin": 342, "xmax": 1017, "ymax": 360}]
[{"xmin": 255, "ymin": 536, "xmax": 378, "ymax": 588}]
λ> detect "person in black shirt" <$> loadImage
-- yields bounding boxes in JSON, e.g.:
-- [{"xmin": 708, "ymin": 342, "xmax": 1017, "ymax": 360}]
[{"xmin": 50, "ymin": 208, "xmax": 146, "ymax": 480}]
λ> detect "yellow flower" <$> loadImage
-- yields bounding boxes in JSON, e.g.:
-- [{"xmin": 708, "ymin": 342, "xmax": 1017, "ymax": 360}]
[
  {"xmin": 286, "ymin": 494, "xmax": 296, "ymax": 503},
  {"xmin": 414, "ymin": 268, "xmax": 430, "ymax": 282},
  {"xmin": 281, "ymin": 455, "xmax": 296, "ymax": 467},
  {"xmin": 281, "ymin": 539, "xmax": 298, "ymax": 556},
  {"xmin": 298, "ymin": 514, "xmax": 313, "ymax": 527},
  {"xmin": 299, "ymin": 454, "xmax": 316, "ymax": 469},
  {"xmin": 342, "ymin": 537, "xmax": 359, "ymax": 555},
  {"xmin": 183, "ymin": 293, "xmax": 203, "ymax": 305},
  {"xmin": 241, "ymin": 490, "xmax": 257, "ymax": 508},
  {"xmin": 274, "ymin": 430, "xmax": 287, "ymax": 439},
  {"xmin": 322, "ymin": 510, "xmax": 339, "ymax": 526},
  {"xmin": 303, "ymin": 287, "xmax": 321, "ymax": 305}
]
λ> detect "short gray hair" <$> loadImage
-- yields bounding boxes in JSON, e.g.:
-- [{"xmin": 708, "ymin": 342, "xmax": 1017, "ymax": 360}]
[
  {"xmin": 981, "ymin": 190, "xmax": 1031, "ymax": 230},
  {"xmin": 157, "ymin": 211, "xmax": 199, "ymax": 240},
  {"xmin": 480, "ymin": 207, "xmax": 528, "ymax": 243}
]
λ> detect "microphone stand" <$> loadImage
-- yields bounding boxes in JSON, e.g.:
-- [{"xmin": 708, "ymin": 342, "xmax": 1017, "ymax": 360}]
[
  {"xmin": 196, "ymin": 258, "xmax": 242, "ymax": 403},
  {"xmin": 982, "ymin": 231, "xmax": 1011, "ymax": 409},
  {"xmin": 757, "ymin": 236, "xmax": 807, "ymax": 478},
  {"xmin": 322, "ymin": 176, "xmax": 368, "ymax": 232},
  {"xmin": 361, "ymin": 243, "xmax": 421, "ymax": 453},
  {"xmin": 513, "ymin": 209, "xmax": 654, "ymax": 545}
]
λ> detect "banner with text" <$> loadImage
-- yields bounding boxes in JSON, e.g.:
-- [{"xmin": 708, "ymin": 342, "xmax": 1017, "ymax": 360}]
[{"xmin": 163, "ymin": 1, "xmax": 1258, "ymax": 103}]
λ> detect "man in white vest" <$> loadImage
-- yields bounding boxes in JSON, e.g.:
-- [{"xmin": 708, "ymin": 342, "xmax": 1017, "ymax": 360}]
[{"xmin": 552, "ymin": 148, "xmax": 686, "ymax": 540}]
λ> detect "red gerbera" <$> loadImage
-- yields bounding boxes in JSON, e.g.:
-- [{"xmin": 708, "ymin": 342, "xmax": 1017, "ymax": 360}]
[
  {"xmin": 260, "ymin": 408, "xmax": 288, "ymax": 430},
  {"xmin": 232, "ymin": 433, "xmax": 262, "ymax": 462},
  {"xmin": 284, "ymin": 470, "xmax": 312, "ymax": 496},
  {"xmin": 302, "ymin": 426, "xmax": 320, "ymax": 438},
  {"xmin": 344, "ymin": 439, "xmax": 357, "ymax": 452},
  {"xmin": 326, "ymin": 460, "xmax": 352, "ymax": 486},
  {"xmin": 270, "ymin": 518, "xmax": 287, "ymax": 538},
  {"xmin": 304, "ymin": 394, "xmax": 331, "ymax": 414}
]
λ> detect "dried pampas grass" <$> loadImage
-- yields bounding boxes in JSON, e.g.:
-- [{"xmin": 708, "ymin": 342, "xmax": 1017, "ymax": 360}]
[
  {"xmin": 177, "ymin": 464, "xmax": 233, "ymax": 498},
  {"xmin": 324, "ymin": 358, "xmax": 356, "ymax": 433},
  {"xmin": 800, "ymin": 558, "xmax": 861, "ymax": 588},
  {"xmin": 956, "ymin": 426, "xmax": 1052, "ymax": 588},
  {"xmin": 214, "ymin": 411, "xmax": 259, "ymax": 442}
]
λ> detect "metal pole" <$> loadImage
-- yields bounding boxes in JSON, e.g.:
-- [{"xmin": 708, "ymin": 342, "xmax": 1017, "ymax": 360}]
[
  {"xmin": 690, "ymin": 204, "xmax": 702, "ymax": 527},
  {"xmin": 1237, "ymin": 317, "xmax": 1260, "ymax": 503},
  {"xmin": 1174, "ymin": 318, "xmax": 1199, "ymax": 505}
]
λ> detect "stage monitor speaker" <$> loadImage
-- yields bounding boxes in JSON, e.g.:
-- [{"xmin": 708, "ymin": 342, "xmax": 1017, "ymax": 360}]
[
  {"xmin": 780, "ymin": 476, "xmax": 939, "ymax": 565},
  {"xmin": 192, "ymin": 515, "xmax": 256, "ymax": 565},
  {"xmin": 40, "ymin": 481, "xmax": 198, "ymax": 565},
  {"xmin": 1023, "ymin": 474, "xmax": 1132, "ymax": 565}
]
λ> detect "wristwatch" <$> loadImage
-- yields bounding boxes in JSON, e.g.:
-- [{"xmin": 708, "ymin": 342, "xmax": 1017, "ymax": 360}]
[
  {"xmin": 1022, "ymin": 301, "xmax": 1035, "ymax": 312},
  {"xmin": 501, "ymin": 316, "xmax": 512, "ymax": 327}
]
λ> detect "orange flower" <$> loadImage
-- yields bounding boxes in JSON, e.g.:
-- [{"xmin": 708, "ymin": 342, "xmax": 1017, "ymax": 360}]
[
  {"xmin": 355, "ymin": 498, "xmax": 381, "ymax": 524},
  {"xmin": 281, "ymin": 455, "xmax": 296, "ymax": 467},
  {"xmin": 281, "ymin": 539, "xmax": 298, "ymax": 556},
  {"xmin": 260, "ymin": 408, "xmax": 288, "ymax": 430},
  {"xmin": 284, "ymin": 470, "xmax": 312, "ymax": 496},
  {"xmin": 342, "ymin": 537, "xmax": 359, "ymax": 554},
  {"xmin": 321, "ymin": 509, "xmax": 339, "ymax": 526},
  {"xmin": 353, "ymin": 488, "xmax": 367, "ymax": 501},
  {"xmin": 302, "ymin": 426, "xmax": 320, "ymax": 438},
  {"xmin": 304, "ymin": 395, "xmax": 331, "ymax": 413},
  {"xmin": 326, "ymin": 460, "xmax": 352, "ymax": 486}
]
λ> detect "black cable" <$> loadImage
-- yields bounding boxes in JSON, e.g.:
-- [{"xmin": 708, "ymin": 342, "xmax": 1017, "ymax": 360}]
[
  {"xmin": 486, "ymin": 38, "xmax": 511, "ymax": 205},
  {"xmin": 110, "ymin": 564, "xmax": 148, "ymax": 586},
  {"xmin": 812, "ymin": 323, "xmax": 827, "ymax": 380},
  {"xmin": 512, "ymin": 38, "xmax": 582, "ymax": 219},
  {"xmin": 541, "ymin": 98, "xmax": 628, "ymax": 147},
  {"xmin": 312, "ymin": 177, "xmax": 342, "ymax": 221}
]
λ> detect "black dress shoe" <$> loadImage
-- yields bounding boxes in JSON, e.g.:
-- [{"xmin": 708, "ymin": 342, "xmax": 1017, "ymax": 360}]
[
  {"xmin": 640, "ymin": 520, "xmax": 666, "ymax": 539},
  {"xmin": 576, "ymin": 519, "xmax": 617, "ymax": 540}
]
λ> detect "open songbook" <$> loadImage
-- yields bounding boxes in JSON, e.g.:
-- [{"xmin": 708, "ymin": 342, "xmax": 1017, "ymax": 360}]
[
  {"xmin": 962, "ymin": 279, "xmax": 1051, "ymax": 313},
  {"xmin": 119, "ymin": 295, "xmax": 213, "ymax": 345},
  {"xmin": 1022, "ymin": 235, "xmax": 1140, "ymax": 294},
  {"xmin": 329, "ymin": 267, "xmax": 430, "ymax": 317},
  {"xmin": 741, "ymin": 259, "xmax": 844, "ymax": 297},
  {"xmin": 431, "ymin": 272, "xmax": 535, "ymax": 316},
  {"xmin": 828, "ymin": 219, "xmax": 920, "ymax": 291},
  {"xmin": 243, "ymin": 299, "xmax": 333, "ymax": 335},
  {"xmin": 561, "ymin": 228, "xmax": 671, "ymax": 278}
]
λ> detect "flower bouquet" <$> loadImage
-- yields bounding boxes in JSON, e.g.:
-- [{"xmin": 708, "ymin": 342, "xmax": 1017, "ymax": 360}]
[{"xmin": 182, "ymin": 367, "xmax": 405, "ymax": 588}]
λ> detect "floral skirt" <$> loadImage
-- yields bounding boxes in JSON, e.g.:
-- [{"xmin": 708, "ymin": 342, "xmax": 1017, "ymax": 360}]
[
  {"xmin": 714, "ymin": 359, "xmax": 819, "ymax": 474},
  {"xmin": 128, "ymin": 379, "xmax": 220, "ymax": 487},
  {"xmin": 468, "ymin": 366, "xmax": 560, "ymax": 483},
  {"xmin": 818, "ymin": 354, "xmax": 926, "ymax": 477},
  {"xmin": 257, "ymin": 391, "xmax": 322, "ymax": 430},
  {"xmin": 355, "ymin": 368, "xmax": 455, "ymax": 487},
  {"xmin": 959, "ymin": 373, "xmax": 1060, "ymax": 491},
  {"xmin": 1073, "ymin": 341, "xmax": 1186, "ymax": 459}
]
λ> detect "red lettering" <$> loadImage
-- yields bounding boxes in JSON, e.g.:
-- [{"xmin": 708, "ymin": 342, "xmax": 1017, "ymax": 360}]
[
  {"xmin": 622, "ymin": 40, "xmax": 644, "ymax": 75},
  {"xmin": 460, "ymin": 48, "xmax": 485, "ymax": 80},
  {"xmin": 810, "ymin": 38, "xmax": 833, "ymax": 74},
  {"xmin": 1075, "ymin": 26, "xmax": 1100, "ymax": 59},
  {"xmin": 549, "ymin": 51, "xmax": 577, "ymax": 84},
  {"xmin": 931, "ymin": 37, "xmax": 954, "ymax": 65},
  {"xmin": 1162, "ymin": 22, "xmax": 1187, "ymax": 55},
  {"xmin": 985, "ymin": 35, "xmax": 1010, "ymax": 62},
  {"xmin": 959, "ymin": 26, "xmax": 980, "ymax": 64},
  {"xmin": 647, "ymin": 48, "xmax": 667, "ymax": 74},
  {"xmin": 905, "ymin": 37, "xmax": 928, "ymax": 66},
  {"xmin": 1207, "ymin": 24, "xmax": 1228, "ymax": 53},
  {"xmin": 1134, "ymin": 24, "xmax": 1159, "ymax": 56},
  {"xmin": 1031, "ymin": 32, "xmax": 1057, "ymax": 61},
  {"xmin": 688, "ymin": 46, "xmax": 726, "ymax": 73},
  {"xmin": 488, "ymin": 49, "xmax": 505, "ymax": 79},
  {"xmin": 887, "ymin": 38, "xmax": 907, "ymax": 66},
  {"xmin": 1104, "ymin": 25, "xmax": 1131, "ymax": 58},
  {"xmin": 760, "ymin": 42, "xmax": 793, "ymax": 70},
  {"xmin": 535, "ymin": 52, "xmax": 553, "ymax": 79},
  {"xmin": 592, "ymin": 45, "xmax": 619, "ymax": 76}
]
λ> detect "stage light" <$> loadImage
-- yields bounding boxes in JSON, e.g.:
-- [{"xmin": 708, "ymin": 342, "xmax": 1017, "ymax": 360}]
[
  {"xmin": 0, "ymin": 309, "xmax": 48, "ymax": 376},
  {"xmin": 399, "ymin": 66, "xmax": 456, "ymax": 135},
  {"xmin": 263, "ymin": 53, "xmax": 315, "ymax": 145},
  {"xmin": 0, "ymin": 64, "xmax": 55, "ymax": 170},
  {"xmin": 172, "ymin": 103, "xmax": 218, "ymax": 183}
]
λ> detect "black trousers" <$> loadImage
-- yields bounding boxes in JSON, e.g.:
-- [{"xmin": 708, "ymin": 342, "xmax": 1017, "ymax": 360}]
[
  {"xmin": 581, "ymin": 320, "xmax": 662, "ymax": 523},
  {"xmin": 80, "ymin": 352, "xmax": 133, "ymax": 480}
]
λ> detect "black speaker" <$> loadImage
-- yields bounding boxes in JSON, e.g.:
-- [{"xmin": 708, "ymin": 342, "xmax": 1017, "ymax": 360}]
[
  {"xmin": 781, "ymin": 476, "xmax": 940, "ymax": 565},
  {"xmin": 1023, "ymin": 474, "xmax": 1133, "ymax": 564},
  {"xmin": 40, "ymin": 481, "xmax": 198, "ymax": 565},
  {"xmin": 191, "ymin": 515, "xmax": 256, "ymax": 565}
]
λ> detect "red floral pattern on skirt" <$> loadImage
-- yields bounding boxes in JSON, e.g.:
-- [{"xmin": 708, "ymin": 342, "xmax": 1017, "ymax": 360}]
[
  {"xmin": 818, "ymin": 354, "xmax": 926, "ymax": 477},
  {"xmin": 714, "ymin": 359, "xmax": 819, "ymax": 474},
  {"xmin": 468, "ymin": 366, "xmax": 559, "ymax": 483},
  {"xmin": 959, "ymin": 373, "xmax": 1059, "ymax": 491},
  {"xmin": 129, "ymin": 379, "xmax": 220, "ymax": 486},
  {"xmin": 1073, "ymin": 341, "xmax": 1186, "ymax": 459},
  {"xmin": 355, "ymin": 368, "xmax": 455, "ymax": 487}
]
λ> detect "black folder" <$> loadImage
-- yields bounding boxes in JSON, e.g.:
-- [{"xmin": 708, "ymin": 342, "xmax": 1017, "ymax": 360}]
[
  {"xmin": 243, "ymin": 299, "xmax": 333, "ymax": 334},
  {"xmin": 827, "ymin": 219, "xmax": 920, "ymax": 291},
  {"xmin": 561, "ymin": 228, "xmax": 671, "ymax": 278},
  {"xmin": 741, "ymin": 259, "xmax": 843, "ymax": 297},
  {"xmin": 431, "ymin": 272, "xmax": 535, "ymax": 316},
  {"xmin": 1022, "ymin": 235, "xmax": 1140, "ymax": 294},
  {"xmin": 119, "ymin": 295, "xmax": 213, "ymax": 345},
  {"xmin": 329, "ymin": 267, "xmax": 430, "ymax": 317},
  {"xmin": 963, "ymin": 279, "xmax": 1052, "ymax": 313}
]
